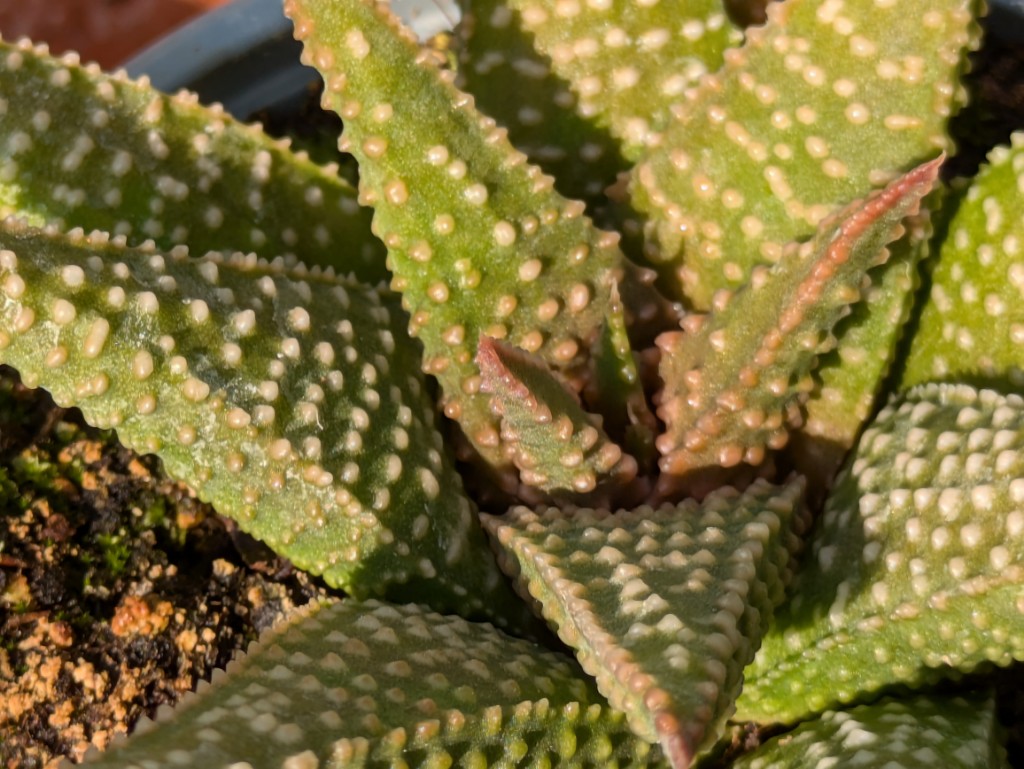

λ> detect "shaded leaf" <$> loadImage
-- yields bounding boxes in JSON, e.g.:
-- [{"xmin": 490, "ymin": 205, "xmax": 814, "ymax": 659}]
[
  {"xmin": 631, "ymin": 0, "xmax": 979, "ymax": 307},
  {"xmin": 733, "ymin": 693, "xmax": 1007, "ymax": 769},
  {"xmin": 507, "ymin": 0, "xmax": 741, "ymax": 159},
  {"xmin": 85, "ymin": 599, "xmax": 663, "ymax": 768},
  {"xmin": 483, "ymin": 477, "xmax": 806, "ymax": 768},
  {"xmin": 655, "ymin": 159, "xmax": 938, "ymax": 496},
  {"xmin": 456, "ymin": 0, "xmax": 627, "ymax": 205},
  {"xmin": 0, "ymin": 221, "xmax": 528, "ymax": 628},
  {"xmin": 737, "ymin": 383, "xmax": 1024, "ymax": 723},
  {"xmin": 0, "ymin": 38, "xmax": 385, "ymax": 282},
  {"xmin": 900, "ymin": 132, "xmax": 1024, "ymax": 390}
]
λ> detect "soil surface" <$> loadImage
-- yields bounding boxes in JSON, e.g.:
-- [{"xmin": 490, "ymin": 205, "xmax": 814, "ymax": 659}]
[{"xmin": 0, "ymin": 368, "xmax": 329, "ymax": 768}]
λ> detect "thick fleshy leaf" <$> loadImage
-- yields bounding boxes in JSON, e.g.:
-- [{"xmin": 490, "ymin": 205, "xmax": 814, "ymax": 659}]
[
  {"xmin": 737, "ymin": 383, "xmax": 1024, "ymax": 724},
  {"xmin": 733, "ymin": 694, "xmax": 1007, "ymax": 769},
  {"xmin": 0, "ymin": 221, "xmax": 529, "ymax": 629},
  {"xmin": 456, "ymin": 0, "xmax": 627, "ymax": 205},
  {"xmin": 655, "ymin": 159, "xmax": 938, "ymax": 496},
  {"xmin": 285, "ymin": 0, "xmax": 662, "ymax": 478},
  {"xmin": 506, "ymin": 0, "xmax": 741, "ymax": 159},
  {"xmin": 84, "ymin": 599, "xmax": 662, "ymax": 768},
  {"xmin": 476, "ymin": 336, "xmax": 637, "ymax": 498},
  {"xmin": 901, "ymin": 132, "xmax": 1024, "ymax": 390},
  {"xmin": 483, "ymin": 477, "xmax": 806, "ymax": 768},
  {"xmin": 792, "ymin": 205, "xmax": 933, "ymax": 493},
  {"xmin": 631, "ymin": 0, "xmax": 979, "ymax": 307},
  {"xmin": 0, "ymin": 38, "xmax": 385, "ymax": 282}
]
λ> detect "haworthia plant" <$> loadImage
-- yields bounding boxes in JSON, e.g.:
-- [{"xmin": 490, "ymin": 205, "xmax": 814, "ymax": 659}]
[
  {"xmin": 0, "ymin": 0, "xmax": 1016, "ymax": 766},
  {"xmin": 483, "ymin": 478, "xmax": 805, "ymax": 768}
]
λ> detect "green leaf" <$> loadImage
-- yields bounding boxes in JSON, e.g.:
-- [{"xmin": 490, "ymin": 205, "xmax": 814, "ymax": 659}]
[
  {"xmin": 900, "ymin": 132, "xmax": 1024, "ymax": 390},
  {"xmin": 483, "ymin": 477, "xmax": 806, "ymax": 768},
  {"xmin": 0, "ymin": 38, "xmax": 386, "ymax": 282},
  {"xmin": 791, "ymin": 205, "xmax": 934, "ymax": 493},
  {"xmin": 0, "ymin": 221, "xmax": 528, "ymax": 629},
  {"xmin": 476, "ymin": 336, "xmax": 637, "ymax": 499},
  {"xmin": 285, "ymin": 0, "xmax": 662, "ymax": 477},
  {"xmin": 85, "ymin": 599, "xmax": 663, "ymax": 768},
  {"xmin": 506, "ymin": 0, "xmax": 741, "ymax": 159},
  {"xmin": 737, "ymin": 383, "xmax": 1024, "ymax": 724},
  {"xmin": 733, "ymin": 694, "xmax": 1007, "ymax": 769},
  {"xmin": 456, "ymin": 0, "xmax": 627, "ymax": 205},
  {"xmin": 655, "ymin": 159, "xmax": 938, "ymax": 496},
  {"xmin": 630, "ymin": 0, "xmax": 980, "ymax": 307}
]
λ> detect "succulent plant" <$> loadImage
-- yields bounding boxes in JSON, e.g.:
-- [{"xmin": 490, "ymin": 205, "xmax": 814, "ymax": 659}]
[{"xmin": 0, "ymin": 0, "xmax": 1021, "ymax": 765}]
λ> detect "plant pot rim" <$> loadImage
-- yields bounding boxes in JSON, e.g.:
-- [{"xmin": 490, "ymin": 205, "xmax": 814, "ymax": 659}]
[{"xmin": 124, "ymin": 0, "xmax": 459, "ymax": 117}]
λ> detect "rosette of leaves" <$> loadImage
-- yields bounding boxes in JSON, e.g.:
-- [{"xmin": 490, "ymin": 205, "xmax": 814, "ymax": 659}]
[{"xmin": 0, "ymin": 0, "xmax": 1022, "ymax": 766}]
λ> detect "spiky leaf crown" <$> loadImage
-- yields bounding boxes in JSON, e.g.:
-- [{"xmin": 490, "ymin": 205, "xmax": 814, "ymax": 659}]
[{"xmin": 0, "ymin": 0, "xmax": 1018, "ymax": 767}]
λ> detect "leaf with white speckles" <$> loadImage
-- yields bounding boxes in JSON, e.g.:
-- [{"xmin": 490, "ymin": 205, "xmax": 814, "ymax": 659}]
[
  {"xmin": 84, "ymin": 599, "xmax": 662, "ymax": 768},
  {"xmin": 483, "ymin": 477, "xmax": 806, "ymax": 768},
  {"xmin": 456, "ymin": 0, "xmax": 627, "ymax": 205},
  {"xmin": 0, "ymin": 38, "xmax": 386, "ymax": 283},
  {"xmin": 476, "ymin": 336, "xmax": 637, "ymax": 499},
  {"xmin": 655, "ymin": 159, "xmax": 938, "ymax": 497},
  {"xmin": 733, "ymin": 694, "xmax": 1007, "ymax": 769},
  {"xmin": 737, "ymin": 383, "xmax": 1024, "ymax": 724},
  {"xmin": 0, "ymin": 221, "xmax": 532, "ymax": 630},
  {"xmin": 285, "ymin": 0, "xmax": 666, "ymax": 484},
  {"xmin": 631, "ymin": 0, "xmax": 980, "ymax": 308},
  {"xmin": 791, "ymin": 204, "xmax": 934, "ymax": 494},
  {"xmin": 901, "ymin": 132, "xmax": 1024, "ymax": 390},
  {"xmin": 506, "ymin": 0, "xmax": 741, "ymax": 160}
]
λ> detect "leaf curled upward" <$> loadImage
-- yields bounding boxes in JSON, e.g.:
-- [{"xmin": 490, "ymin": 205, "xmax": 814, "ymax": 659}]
[
  {"xmin": 285, "ymin": 0, "xmax": 656, "ymax": 491},
  {"xmin": 0, "ymin": 221, "xmax": 531, "ymax": 630},
  {"xmin": 655, "ymin": 158, "xmax": 940, "ymax": 498},
  {"xmin": 483, "ymin": 477, "xmax": 806, "ymax": 769},
  {"xmin": 0, "ymin": 37, "xmax": 385, "ymax": 282},
  {"xmin": 476, "ymin": 336, "xmax": 637, "ymax": 501},
  {"xmin": 84, "ymin": 599, "xmax": 662, "ymax": 768}
]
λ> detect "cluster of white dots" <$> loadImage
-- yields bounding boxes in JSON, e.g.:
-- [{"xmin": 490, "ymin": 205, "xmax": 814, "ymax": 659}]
[
  {"xmin": 633, "ymin": 0, "xmax": 970, "ymax": 306},
  {"xmin": 484, "ymin": 479, "xmax": 801, "ymax": 755},
  {"xmin": 0, "ymin": 225, "xmax": 472, "ymax": 590},
  {"xmin": 736, "ymin": 697, "xmax": 995, "ymax": 769},
  {"xmin": 511, "ymin": 0, "xmax": 740, "ymax": 154},
  {"xmin": 0, "ymin": 37, "xmax": 382, "ymax": 279},
  {"xmin": 740, "ymin": 385, "xmax": 1024, "ymax": 720},
  {"xmin": 903, "ymin": 132, "xmax": 1024, "ymax": 387},
  {"xmin": 100, "ymin": 599, "xmax": 607, "ymax": 769}
]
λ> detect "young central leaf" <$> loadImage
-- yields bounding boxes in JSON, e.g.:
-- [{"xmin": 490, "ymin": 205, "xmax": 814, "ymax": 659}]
[
  {"xmin": 476, "ymin": 336, "xmax": 637, "ymax": 498},
  {"xmin": 0, "ymin": 221, "xmax": 527, "ymax": 629},
  {"xmin": 285, "ymin": 0, "xmax": 653, "ymax": 480},
  {"xmin": 86, "ymin": 600, "xmax": 662, "ymax": 768},
  {"xmin": 655, "ymin": 159, "xmax": 939, "ymax": 495},
  {"xmin": 482, "ymin": 477, "xmax": 806, "ymax": 768}
]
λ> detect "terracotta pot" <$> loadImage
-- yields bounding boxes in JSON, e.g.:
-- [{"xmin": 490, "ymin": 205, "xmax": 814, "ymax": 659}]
[{"xmin": 0, "ymin": 0, "xmax": 231, "ymax": 69}]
